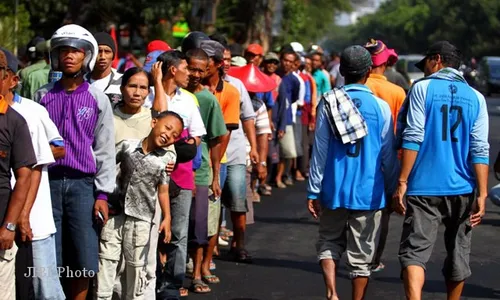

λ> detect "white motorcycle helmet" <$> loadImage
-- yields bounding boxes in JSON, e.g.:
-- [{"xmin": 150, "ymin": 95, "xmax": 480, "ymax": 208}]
[{"xmin": 50, "ymin": 24, "xmax": 98, "ymax": 74}]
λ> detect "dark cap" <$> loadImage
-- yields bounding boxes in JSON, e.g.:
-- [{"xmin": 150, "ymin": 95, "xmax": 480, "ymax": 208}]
[
  {"xmin": 200, "ymin": 40, "xmax": 225, "ymax": 61},
  {"xmin": 94, "ymin": 32, "xmax": 117, "ymax": 57},
  {"xmin": 339, "ymin": 45, "xmax": 372, "ymax": 76},
  {"xmin": 0, "ymin": 48, "xmax": 19, "ymax": 73},
  {"xmin": 415, "ymin": 41, "xmax": 461, "ymax": 71}
]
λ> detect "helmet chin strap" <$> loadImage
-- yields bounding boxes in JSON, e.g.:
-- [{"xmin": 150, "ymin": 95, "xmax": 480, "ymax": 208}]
[{"xmin": 62, "ymin": 69, "xmax": 84, "ymax": 79}]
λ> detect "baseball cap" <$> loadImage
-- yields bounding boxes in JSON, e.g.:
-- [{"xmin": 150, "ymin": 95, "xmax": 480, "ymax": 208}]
[
  {"xmin": 143, "ymin": 50, "xmax": 166, "ymax": 73},
  {"xmin": 0, "ymin": 48, "xmax": 19, "ymax": 73},
  {"xmin": 147, "ymin": 40, "xmax": 171, "ymax": 54},
  {"xmin": 339, "ymin": 45, "xmax": 372, "ymax": 76},
  {"xmin": 231, "ymin": 56, "xmax": 247, "ymax": 67},
  {"xmin": 415, "ymin": 41, "xmax": 461, "ymax": 72},
  {"xmin": 246, "ymin": 44, "xmax": 263, "ymax": 56},
  {"xmin": 263, "ymin": 52, "xmax": 279, "ymax": 63},
  {"xmin": 364, "ymin": 39, "xmax": 398, "ymax": 67},
  {"xmin": 200, "ymin": 40, "xmax": 225, "ymax": 61}
]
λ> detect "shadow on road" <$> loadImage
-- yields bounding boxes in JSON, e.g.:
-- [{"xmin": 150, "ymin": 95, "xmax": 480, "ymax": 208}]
[
  {"xmin": 254, "ymin": 216, "xmax": 319, "ymax": 226},
  {"xmin": 375, "ymin": 276, "xmax": 500, "ymax": 299},
  {"xmin": 480, "ymin": 217, "xmax": 500, "ymax": 226}
]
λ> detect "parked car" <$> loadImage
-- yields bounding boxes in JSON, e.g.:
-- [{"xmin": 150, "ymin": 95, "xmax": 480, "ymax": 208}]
[
  {"xmin": 396, "ymin": 54, "xmax": 425, "ymax": 85},
  {"xmin": 475, "ymin": 56, "xmax": 500, "ymax": 96}
]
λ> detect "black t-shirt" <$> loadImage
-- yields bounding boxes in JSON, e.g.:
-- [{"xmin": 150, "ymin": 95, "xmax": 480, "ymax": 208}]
[{"xmin": 0, "ymin": 99, "xmax": 36, "ymax": 223}]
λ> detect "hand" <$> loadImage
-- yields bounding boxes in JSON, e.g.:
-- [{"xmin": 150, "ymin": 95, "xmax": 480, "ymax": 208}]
[
  {"xmin": 151, "ymin": 62, "xmax": 164, "ymax": 84},
  {"xmin": 470, "ymin": 195, "xmax": 486, "ymax": 227},
  {"xmin": 192, "ymin": 184, "xmax": 197, "ymax": 198},
  {"xmin": 308, "ymin": 199, "xmax": 321, "ymax": 219},
  {"xmin": 308, "ymin": 122, "xmax": 316, "ymax": 131},
  {"xmin": 249, "ymin": 148, "xmax": 259, "ymax": 165},
  {"xmin": 270, "ymin": 123, "xmax": 275, "ymax": 132},
  {"xmin": 159, "ymin": 219, "xmax": 172, "ymax": 243},
  {"xmin": 94, "ymin": 199, "xmax": 109, "ymax": 225},
  {"xmin": 278, "ymin": 130, "xmax": 285, "ymax": 140},
  {"xmin": 0, "ymin": 227, "xmax": 15, "ymax": 250},
  {"xmin": 18, "ymin": 215, "xmax": 33, "ymax": 242},
  {"xmin": 165, "ymin": 162, "xmax": 175, "ymax": 175},
  {"xmin": 256, "ymin": 164, "xmax": 267, "ymax": 183},
  {"xmin": 392, "ymin": 182, "xmax": 407, "ymax": 215},
  {"xmin": 211, "ymin": 179, "xmax": 221, "ymax": 198}
]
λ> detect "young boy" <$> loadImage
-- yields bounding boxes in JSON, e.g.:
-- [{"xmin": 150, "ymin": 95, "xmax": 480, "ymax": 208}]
[{"xmin": 97, "ymin": 111, "xmax": 184, "ymax": 300}]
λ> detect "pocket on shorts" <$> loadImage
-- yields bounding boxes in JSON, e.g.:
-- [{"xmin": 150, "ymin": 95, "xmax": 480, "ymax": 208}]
[
  {"xmin": 100, "ymin": 223, "xmax": 115, "ymax": 242},
  {"xmin": 133, "ymin": 221, "xmax": 151, "ymax": 247},
  {"xmin": 0, "ymin": 243, "xmax": 17, "ymax": 262}
]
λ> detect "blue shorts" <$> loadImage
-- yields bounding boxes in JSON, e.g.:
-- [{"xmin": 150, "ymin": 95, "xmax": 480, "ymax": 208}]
[
  {"xmin": 222, "ymin": 164, "xmax": 248, "ymax": 213},
  {"xmin": 49, "ymin": 174, "xmax": 99, "ymax": 274}
]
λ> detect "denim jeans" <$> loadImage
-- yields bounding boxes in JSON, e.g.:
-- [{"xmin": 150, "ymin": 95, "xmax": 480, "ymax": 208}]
[
  {"xmin": 32, "ymin": 234, "xmax": 65, "ymax": 300},
  {"xmin": 220, "ymin": 164, "xmax": 228, "ymax": 227},
  {"xmin": 156, "ymin": 189, "xmax": 192, "ymax": 300},
  {"xmin": 50, "ymin": 175, "xmax": 99, "ymax": 273}
]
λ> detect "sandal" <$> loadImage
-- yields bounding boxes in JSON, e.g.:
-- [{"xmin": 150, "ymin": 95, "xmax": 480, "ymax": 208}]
[
  {"xmin": 190, "ymin": 279, "xmax": 211, "ymax": 294},
  {"xmin": 372, "ymin": 262, "xmax": 385, "ymax": 273},
  {"xmin": 202, "ymin": 274, "xmax": 221, "ymax": 284},
  {"xmin": 180, "ymin": 287, "xmax": 189, "ymax": 297},
  {"xmin": 228, "ymin": 247, "xmax": 253, "ymax": 264},
  {"xmin": 220, "ymin": 227, "xmax": 233, "ymax": 237}
]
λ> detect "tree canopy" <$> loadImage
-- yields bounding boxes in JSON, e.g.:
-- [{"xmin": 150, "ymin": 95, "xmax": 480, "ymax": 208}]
[{"xmin": 338, "ymin": 0, "xmax": 500, "ymax": 58}]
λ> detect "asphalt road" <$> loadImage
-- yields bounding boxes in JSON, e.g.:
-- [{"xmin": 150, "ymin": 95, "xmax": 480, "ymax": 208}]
[{"xmin": 188, "ymin": 96, "xmax": 500, "ymax": 300}]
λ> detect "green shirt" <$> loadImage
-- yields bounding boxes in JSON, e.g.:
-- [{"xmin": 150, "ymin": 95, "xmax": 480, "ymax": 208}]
[
  {"xmin": 194, "ymin": 89, "xmax": 227, "ymax": 186},
  {"xmin": 20, "ymin": 65, "xmax": 50, "ymax": 99},
  {"xmin": 19, "ymin": 60, "xmax": 47, "ymax": 81}
]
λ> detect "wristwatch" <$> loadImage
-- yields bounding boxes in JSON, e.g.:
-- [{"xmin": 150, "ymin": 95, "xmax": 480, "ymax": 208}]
[
  {"xmin": 4, "ymin": 223, "xmax": 16, "ymax": 232},
  {"xmin": 259, "ymin": 161, "xmax": 267, "ymax": 167}
]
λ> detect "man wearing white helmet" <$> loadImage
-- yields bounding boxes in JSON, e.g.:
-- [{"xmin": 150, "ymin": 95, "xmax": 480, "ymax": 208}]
[{"xmin": 33, "ymin": 24, "xmax": 116, "ymax": 300}]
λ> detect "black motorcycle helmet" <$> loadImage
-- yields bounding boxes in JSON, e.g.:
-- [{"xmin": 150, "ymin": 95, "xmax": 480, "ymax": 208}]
[{"xmin": 181, "ymin": 31, "xmax": 210, "ymax": 53}]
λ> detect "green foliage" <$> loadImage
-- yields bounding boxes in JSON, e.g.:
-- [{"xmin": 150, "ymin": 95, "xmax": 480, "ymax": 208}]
[
  {"xmin": 281, "ymin": 0, "xmax": 351, "ymax": 47},
  {"xmin": 0, "ymin": 3, "xmax": 32, "ymax": 53},
  {"xmin": 349, "ymin": 0, "xmax": 500, "ymax": 57}
]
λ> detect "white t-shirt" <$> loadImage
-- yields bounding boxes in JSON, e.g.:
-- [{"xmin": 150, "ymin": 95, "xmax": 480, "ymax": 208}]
[
  {"xmin": 146, "ymin": 88, "xmax": 206, "ymax": 137},
  {"xmin": 88, "ymin": 69, "xmax": 123, "ymax": 105},
  {"xmin": 11, "ymin": 97, "xmax": 61, "ymax": 240}
]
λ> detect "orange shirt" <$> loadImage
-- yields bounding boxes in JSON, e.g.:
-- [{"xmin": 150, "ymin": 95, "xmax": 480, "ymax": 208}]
[
  {"xmin": 365, "ymin": 73, "xmax": 406, "ymax": 125},
  {"xmin": 213, "ymin": 80, "xmax": 240, "ymax": 131}
]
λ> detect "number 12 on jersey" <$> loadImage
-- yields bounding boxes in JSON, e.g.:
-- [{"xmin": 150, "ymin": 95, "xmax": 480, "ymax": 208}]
[{"xmin": 440, "ymin": 104, "xmax": 463, "ymax": 142}]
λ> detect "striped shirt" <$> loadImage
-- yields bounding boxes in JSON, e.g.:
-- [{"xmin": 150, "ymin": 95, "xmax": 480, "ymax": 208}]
[{"xmin": 33, "ymin": 81, "xmax": 116, "ymax": 198}]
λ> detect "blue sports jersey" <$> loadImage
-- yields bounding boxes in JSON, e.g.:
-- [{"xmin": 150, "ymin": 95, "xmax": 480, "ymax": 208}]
[
  {"xmin": 401, "ymin": 68, "xmax": 489, "ymax": 196},
  {"xmin": 307, "ymin": 84, "xmax": 399, "ymax": 210}
]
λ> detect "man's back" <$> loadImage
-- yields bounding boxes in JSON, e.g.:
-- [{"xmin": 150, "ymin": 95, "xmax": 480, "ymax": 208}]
[
  {"xmin": 310, "ymin": 84, "xmax": 398, "ymax": 210},
  {"xmin": 365, "ymin": 73, "xmax": 406, "ymax": 123},
  {"xmin": 401, "ymin": 69, "xmax": 489, "ymax": 195}
]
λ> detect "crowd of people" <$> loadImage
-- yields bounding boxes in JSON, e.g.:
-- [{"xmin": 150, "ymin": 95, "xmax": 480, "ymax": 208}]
[{"xmin": 0, "ymin": 20, "xmax": 490, "ymax": 300}]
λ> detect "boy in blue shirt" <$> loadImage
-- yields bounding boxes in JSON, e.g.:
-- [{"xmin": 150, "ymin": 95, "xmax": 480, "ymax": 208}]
[
  {"xmin": 307, "ymin": 45, "xmax": 399, "ymax": 300},
  {"xmin": 393, "ymin": 41, "xmax": 489, "ymax": 300}
]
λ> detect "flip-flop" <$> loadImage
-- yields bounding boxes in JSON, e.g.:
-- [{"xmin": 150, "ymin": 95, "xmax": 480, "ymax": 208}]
[
  {"xmin": 180, "ymin": 287, "xmax": 189, "ymax": 297},
  {"xmin": 202, "ymin": 274, "xmax": 221, "ymax": 284},
  {"xmin": 190, "ymin": 279, "xmax": 211, "ymax": 293},
  {"xmin": 372, "ymin": 263, "xmax": 385, "ymax": 273}
]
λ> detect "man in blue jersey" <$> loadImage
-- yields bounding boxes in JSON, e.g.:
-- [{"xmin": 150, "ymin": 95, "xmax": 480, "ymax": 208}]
[
  {"xmin": 307, "ymin": 45, "xmax": 399, "ymax": 300},
  {"xmin": 393, "ymin": 41, "xmax": 489, "ymax": 300}
]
